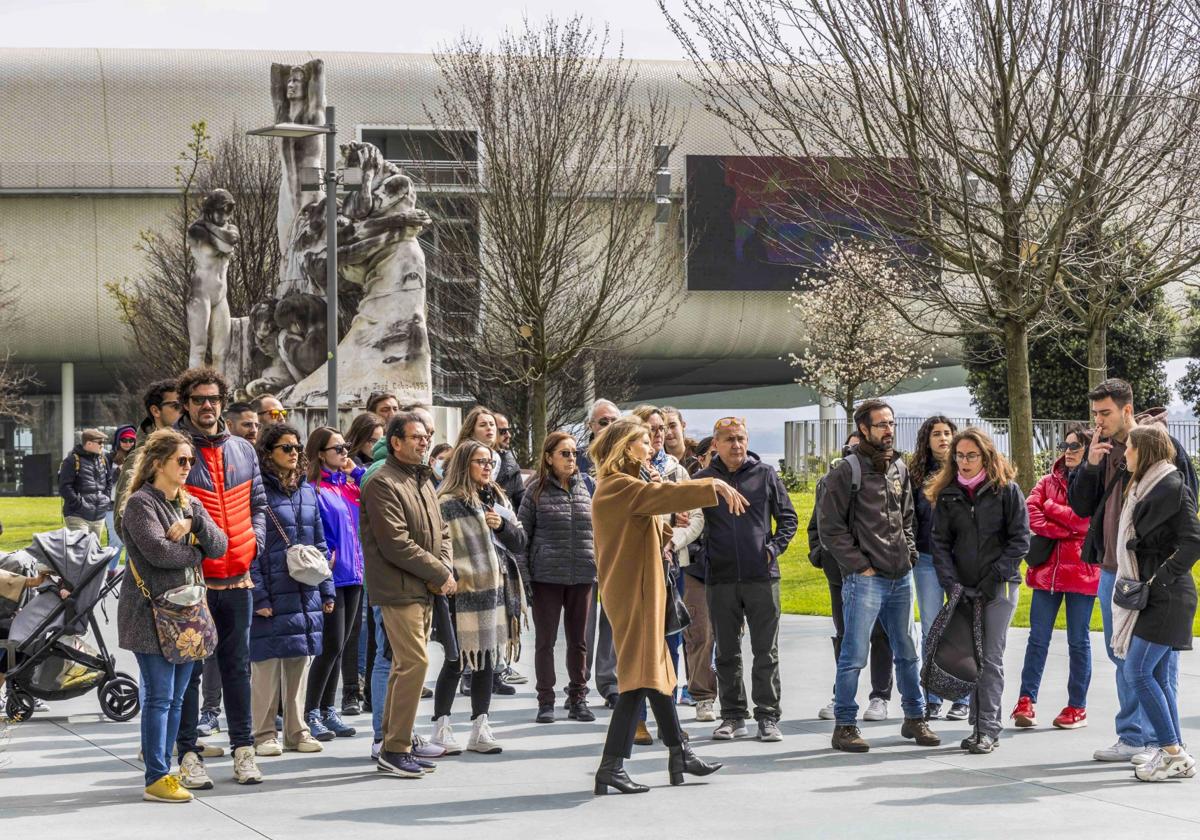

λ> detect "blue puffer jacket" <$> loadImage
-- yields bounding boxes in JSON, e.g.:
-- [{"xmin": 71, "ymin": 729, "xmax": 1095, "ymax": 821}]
[{"xmin": 249, "ymin": 471, "xmax": 334, "ymax": 662}]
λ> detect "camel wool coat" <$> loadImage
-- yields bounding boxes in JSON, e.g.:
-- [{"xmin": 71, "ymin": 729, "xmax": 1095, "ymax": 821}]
[{"xmin": 592, "ymin": 468, "xmax": 717, "ymax": 694}]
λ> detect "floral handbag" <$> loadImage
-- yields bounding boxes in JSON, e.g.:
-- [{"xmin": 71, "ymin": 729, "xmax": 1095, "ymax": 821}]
[{"xmin": 127, "ymin": 554, "xmax": 217, "ymax": 665}]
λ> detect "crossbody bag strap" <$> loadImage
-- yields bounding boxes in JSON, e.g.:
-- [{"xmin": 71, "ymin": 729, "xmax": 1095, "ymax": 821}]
[
  {"xmin": 125, "ymin": 553, "xmax": 153, "ymax": 600},
  {"xmin": 265, "ymin": 504, "xmax": 292, "ymax": 547}
]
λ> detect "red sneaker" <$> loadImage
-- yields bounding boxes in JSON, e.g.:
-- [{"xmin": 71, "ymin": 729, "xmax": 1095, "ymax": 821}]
[
  {"xmin": 1052, "ymin": 706, "xmax": 1087, "ymax": 730},
  {"xmin": 1011, "ymin": 696, "xmax": 1037, "ymax": 728}
]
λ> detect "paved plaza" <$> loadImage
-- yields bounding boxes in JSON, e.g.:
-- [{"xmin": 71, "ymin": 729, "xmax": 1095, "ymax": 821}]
[{"xmin": 2, "ymin": 605, "xmax": 1198, "ymax": 838}]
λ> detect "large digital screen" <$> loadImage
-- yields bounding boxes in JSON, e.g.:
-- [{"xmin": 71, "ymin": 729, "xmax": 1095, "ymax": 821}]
[{"xmin": 685, "ymin": 155, "xmax": 926, "ymax": 292}]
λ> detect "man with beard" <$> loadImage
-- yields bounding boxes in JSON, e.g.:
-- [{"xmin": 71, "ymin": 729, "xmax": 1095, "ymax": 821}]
[{"xmin": 818, "ymin": 399, "xmax": 939, "ymax": 753}]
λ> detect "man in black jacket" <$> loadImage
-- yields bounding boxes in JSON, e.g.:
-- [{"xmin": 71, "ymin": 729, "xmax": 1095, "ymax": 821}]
[
  {"xmin": 694, "ymin": 417, "xmax": 797, "ymax": 743},
  {"xmin": 818, "ymin": 400, "xmax": 939, "ymax": 753},
  {"xmin": 1068, "ymin": 378, "xmax": 1195, "ymax": 763},
  {"xmin": 58, "ymin": 428, "xmax": 113, "ymax": 539}
]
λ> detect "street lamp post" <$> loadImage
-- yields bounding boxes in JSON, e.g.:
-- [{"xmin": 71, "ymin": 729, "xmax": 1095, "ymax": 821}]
[{"xmin": 248, "ymin": 106, "xmax": 345, "ymax": 428}]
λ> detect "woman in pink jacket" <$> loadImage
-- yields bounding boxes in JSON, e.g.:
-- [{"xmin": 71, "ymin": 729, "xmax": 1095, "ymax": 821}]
[{"xmin": 1012, "ymin": 423, "xmax": 1098, "ymax": 730}]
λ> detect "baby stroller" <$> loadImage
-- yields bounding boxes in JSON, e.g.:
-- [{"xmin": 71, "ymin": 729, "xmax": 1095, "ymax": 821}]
[{"xmin": 1, "ymin": 528, "xmax": 139, "ymax": 723}]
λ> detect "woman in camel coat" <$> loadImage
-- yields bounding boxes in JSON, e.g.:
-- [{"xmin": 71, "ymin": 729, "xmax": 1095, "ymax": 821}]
[{"xmin": 589, "ymin": 417, "xmax": 748, "ymax": 795}]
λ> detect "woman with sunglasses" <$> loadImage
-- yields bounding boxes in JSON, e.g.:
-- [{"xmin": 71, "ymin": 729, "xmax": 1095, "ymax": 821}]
[
  {"xmin": 249, "ymin": 423, "xmax": 334, "ymax": 756},
  {"xmin": 1011, "ymin": 423, "xmax": 1097, "ymax": 731},
  {"xmin": 518, "ymin": 431, "xmax": 597, "ymax": 724},
  {"xmin": 346, "ymin": 411, "xmax": 384, "ymax": 469},
  {"xmin": 927, "ymin": 428, "xmax": 1029, "ymax": 754},
  {"xmin": 302, "ymin": 427, "xmax": 365, "ymax": 740}
]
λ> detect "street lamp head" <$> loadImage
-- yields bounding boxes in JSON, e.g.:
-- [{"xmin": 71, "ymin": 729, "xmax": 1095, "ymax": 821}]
[{"xmin": 247, "ymin": 122, "xmax": 333, "ymax": 138}]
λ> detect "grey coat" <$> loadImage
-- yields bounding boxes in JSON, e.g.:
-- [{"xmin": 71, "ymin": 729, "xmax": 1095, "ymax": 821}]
[
  {"xmin": 516, "ymin": 472, "xmax": 596, "ymax": 586},
  {"xmin": 117, "ymin": 484, "xmax": 229, "ymax": 655}
]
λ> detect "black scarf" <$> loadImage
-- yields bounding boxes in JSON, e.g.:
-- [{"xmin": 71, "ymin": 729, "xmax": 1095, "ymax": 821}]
[{"xmin": 856, "ymin": 438, "xmax": 893, "ymax": 475}]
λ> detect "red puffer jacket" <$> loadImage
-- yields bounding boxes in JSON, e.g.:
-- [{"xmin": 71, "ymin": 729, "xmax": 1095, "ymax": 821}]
[{"xmin": 1025, "ymin": 458, "xmax": 1099, "ymax": 595}]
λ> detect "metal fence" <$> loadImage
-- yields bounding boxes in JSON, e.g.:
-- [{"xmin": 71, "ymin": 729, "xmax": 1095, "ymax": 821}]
[{"xmin": 784, "ymin": 416, "xmax": 1200, "ymax": 485}]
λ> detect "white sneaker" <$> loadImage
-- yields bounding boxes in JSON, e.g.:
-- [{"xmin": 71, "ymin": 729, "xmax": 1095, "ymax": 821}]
[
  {"xmin": 178, "ymin": 751, "xmax": 213, "ymax": 790},
  {"xmin": 431, "ymin": 715, "xmax": 464, "ymax": 755},
  {"xmin": 1131, "ymin": 747, "xmax": 1158, "ymax": 766},
  {"xmin": 254, "ymin": 739, "xmax": 283, "ymax": 757},
  {"xmin": 233, "ymin": 746, "xmax": 263, "ymax": 785},
  {"xmin": 864, "ymin": 698, "xmax": 889, "ymax": 721},
  {"xmin": 818, "ymin": 700, "xmax": 835, "ymax": 721},
  {"xmin": 1135, "ymin": 749, "xmax": 1197, "ymax": 781},
  {"xmin": 695, "ymin": 699, "xmax": 717, "ymax": 722},
  {"xmin": 467, "ymin": 714, "xmax": 502, "ymax": 754},
  {"xmin": 1094, "ymin": 740, "xmax": 1142, "ymax": 762},
  {"xmin": 291, "ymin": 733, "xmax": 323, "ymax": 753}
]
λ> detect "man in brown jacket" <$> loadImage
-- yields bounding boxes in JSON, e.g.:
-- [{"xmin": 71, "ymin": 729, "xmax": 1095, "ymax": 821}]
[{"xmin": 361, "ymin": 411, "xmax": 456, "ymax": 779}]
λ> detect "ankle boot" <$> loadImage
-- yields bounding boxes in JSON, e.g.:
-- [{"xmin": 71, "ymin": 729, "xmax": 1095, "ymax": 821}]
[
  {"xmin": 593, "ymin": 755, "xmax": 649, "ymax": 795},
  {"xmin": 667, "ymin": 742, "xmax": 724, "ymax": 785}
]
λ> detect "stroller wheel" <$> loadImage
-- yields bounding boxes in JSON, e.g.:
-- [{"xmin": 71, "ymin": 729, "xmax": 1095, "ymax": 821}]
[
  {"xmin": 99, "ymin": 674, "xmax": 140, "ymax": 722},
  {"xmin": 5, "ymin": 686, "xmax": 35, "ymax": 722}
]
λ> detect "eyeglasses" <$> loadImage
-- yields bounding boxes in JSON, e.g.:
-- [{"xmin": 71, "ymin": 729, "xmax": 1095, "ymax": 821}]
[
  {"xmin": 322, "ymin": 444, "xmax": 349, "ymax": 455},
  {"xmin": 160, "ymin": 400, "xmax": 183, "ymax": 411},
  {"xmin": 955, "ymin": 451, "xmax": 982, "ymax": 463},
  {"xmin": 404, "ymin": 433, "xmax": 432, "ymax": 442},
  {"xmin": 1057, "ymin": 441, "xmax": 1084, "ymax": 452},
  {"xmin": 595, "ymin": 417, "xmax": 615, "ymax": 428},
  {"xmin": 470, "ymin": 457, "xmax": 494, "ymax": 467},
  {"xmin": 649, "ymin": 425, "xmax": 666, "ymax": 435},
  {"xmin": 870, "ymin": 421, "xmax": 896, "ymax": 430},
  {"xmin": 273, "ymin": 444, "xmax": 302, "ymax": 454},
  {"xmin": 260, "ymin": 409, "xmax": 288, "ymax": 421},
  {"xmin": 188, "ymin": 394, "xmax": 221, "ymax": 407},
  {"xmin": 175, "ymin": 456, "xmax": 196, "ymax": 468}
]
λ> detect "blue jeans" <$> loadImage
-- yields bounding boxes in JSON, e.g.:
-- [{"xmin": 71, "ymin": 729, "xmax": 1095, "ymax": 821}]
[
  {"xmin": 371, "ymin": 605, "xmax": 390, "ymax": 741},
  {"xmin": 135, "ymin": 653, "xmax": 193, "ymax": 787},
  {"xmin": 1125, "ymin": 636, "xmax": 1182, "ymax": 749},
  {"xmin": 1019, "ymin": 588, "xmax": 1095, "ymax": 708},
  {"xmin": 912, "ymin": 552, "xmax": 966, "ymax": 706},
  {"xmin": 104, "ymin": 510, "xmax": 124, "ymax": 571},
  {"xmin": 834, "ymin": 571, "xmax": 924, "ymax": 724}
]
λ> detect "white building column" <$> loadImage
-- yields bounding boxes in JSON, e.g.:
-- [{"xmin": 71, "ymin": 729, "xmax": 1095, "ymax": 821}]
[
  {"xmin": 61, "ymin": 361, "xmax": 75, "ymax": 461},
  {"xmin": 818, "ymin": 395, "xmax": 839, "ymax": 459}
]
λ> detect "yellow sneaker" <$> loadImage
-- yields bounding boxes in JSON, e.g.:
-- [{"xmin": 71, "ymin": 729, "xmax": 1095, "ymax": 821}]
[{"xmin": 143, "ymin": 774, "xmax": 194, "ymax": 803}]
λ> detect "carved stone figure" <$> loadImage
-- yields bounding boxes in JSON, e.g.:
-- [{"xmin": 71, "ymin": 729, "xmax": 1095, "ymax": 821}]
[
  {"xmin": 270, "ymin": 59, "xmax": 325, "ymax": 291},
  {"xmin": 244, "ymin": 299, "xmax": 294, "ymax": 397},
  {"xmin": 186, "ymin": 188, "xmax": 240, "ymax": 371}
]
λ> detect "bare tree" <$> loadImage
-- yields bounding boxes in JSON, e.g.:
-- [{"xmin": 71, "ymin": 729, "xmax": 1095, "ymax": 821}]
[
  {"xmin": 788, "ymin": 241, "xmax": 932, "ymax": 420},
  {"xmin": 0, "ymin": 271, "xmax": 36, "ymax": 423},
  {"xmin": 107, "ymin": 121, "xmax": 282, "ymax": 389},
  {"xmin": 428, "ymin": 15, "xmax": 682, "ymax": 456},
  {"xmin": 663, "ymin": 0, "xmax": 1200, "ymax": 486}
]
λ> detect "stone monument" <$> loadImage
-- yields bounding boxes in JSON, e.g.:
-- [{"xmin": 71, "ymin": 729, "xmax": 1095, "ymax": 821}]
[{"xmin": 186, "ymin": 188, "xmax": 239, "ymax": 372}]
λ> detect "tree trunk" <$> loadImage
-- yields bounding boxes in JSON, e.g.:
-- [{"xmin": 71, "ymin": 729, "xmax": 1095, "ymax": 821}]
[
  {"xmin": 1086, "ymin": 322, "xmax": 1108, "ymax": 391},
  {"xmin": 1004, "ymin": 321, "xmax": 1037, "ymax": 492},
  {"xmin": 531, "ymin": 376, "xmax": 548, "ymax": 464}
]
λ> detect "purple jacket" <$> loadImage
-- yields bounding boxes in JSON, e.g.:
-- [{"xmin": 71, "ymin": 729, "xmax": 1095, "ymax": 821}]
[{"xmin": 317, "ymin": 467, "xmax": 365, "ymax": 588}]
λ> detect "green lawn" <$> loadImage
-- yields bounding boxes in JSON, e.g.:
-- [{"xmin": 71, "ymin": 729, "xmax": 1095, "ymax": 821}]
[{"xmin": 5, "ymin": 494, "xmax": 1198, "ymax": 635}]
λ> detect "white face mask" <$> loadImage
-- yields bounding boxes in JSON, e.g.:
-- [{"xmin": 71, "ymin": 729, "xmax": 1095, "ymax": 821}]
[{"xmin": 432, "ymin": 460, "xmax": 444, "ymax": 478}]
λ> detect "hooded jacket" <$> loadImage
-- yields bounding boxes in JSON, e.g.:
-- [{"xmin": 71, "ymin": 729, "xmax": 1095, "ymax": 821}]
[
  {"xmin": 1025, "ymin": 457, "xmax": 1097, "ymax": 595},
  {"xmin": 177, "ymin": 414, "xmax": 268, "ymax": 585},
  {"xmin": 693, "ymin": 452, "xmax": 798, "ymax": 583},
  {"xmin": 817, "ymin": 446, "xmax": 916, "ymax": 578},
  {"xmin": 930, "ymin": 478, "xmax": 1030, "ymax": 598},
  {"xmin": 317, "ymin": 467, "xmax": 366, "ymax": 588},
  {"xmin": 114, "ymin": 420, "xmax": 155, "ymax": 537},
  {"xmin": 250, "ymin": 472, "xmax": 334, "ymax": 661},
  {"xmin": 1068, "ymin": 407, "xmax": 1197, "ymax": 570},
  {"xmin": 58, "ymin": 444, "xmax": 113, "ymax": 522}
]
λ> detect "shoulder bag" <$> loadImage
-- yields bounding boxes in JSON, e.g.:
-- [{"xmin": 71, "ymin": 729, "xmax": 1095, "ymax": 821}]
[
  {"xmin": 127, "ymin": 554, "xmax": 217, "ymax": 665},
  {"xmin": 266, "ymin": 504, "xmax": 332, "ymax": 587},
  {"xmin": 1025, "ymin": 534, "xmax": 1055, "ymax": 568}
]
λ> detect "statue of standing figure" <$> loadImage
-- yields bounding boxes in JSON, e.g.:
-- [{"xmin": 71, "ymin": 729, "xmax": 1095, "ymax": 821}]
[
  {"xmin": 271, "ymin": 59, "xmax": 326, "ymax": 296},
  {"xmin": 187, "ymin": 188, "xmax": 240, "ymax": 371}
]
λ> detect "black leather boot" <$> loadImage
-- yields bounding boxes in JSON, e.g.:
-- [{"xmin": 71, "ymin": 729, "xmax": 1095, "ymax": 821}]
[
  {"xmin": 593, "ymin": 755, "xmax": 649, "ymax": 795},
  {"xmin": 667, "ymin": 742, "xmax": 724, "ymax": 786}
]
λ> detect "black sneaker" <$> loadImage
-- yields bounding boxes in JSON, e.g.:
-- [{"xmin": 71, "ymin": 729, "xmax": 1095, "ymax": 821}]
[
  {"xmin": 567, "ymin": 699, "xmax": 596, "ymax": 722},
  {"xmin": 946, "ymin": 702, "xmax": 970, "ymax": 721},
  {"xmin": 459, "ymin": 675, "xmax": 472, "ymax": 697},
  {"xmin": 967, "ymin": 734, "xmax": 998, "ymax": 754},
  {"xmin": 377, "ymin": 750, "xmax": 425, "ymax": 778},
  {"xmin": 536, "ymin": 704, "xmax": 555, "ymax": 723},
  {"xmin": 605, "ymin": 693, "xmax": 619, "ymax": 709},
  {"xmin": 492, "ymin": 675, "xmax": 516, "ymax": 696}
]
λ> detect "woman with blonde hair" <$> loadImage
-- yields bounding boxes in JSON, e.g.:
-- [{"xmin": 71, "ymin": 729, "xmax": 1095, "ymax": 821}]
[
  {"xmin": 117, "ymin": 429, "xmax": 227, "ymax": 803},
  {"xmin": 928, "ymin": 428, "xmax": 1029, "ymax": 754},
  {"xmin": 1112, "ymin": 424, "xmax": 1200, "ymax": 781},
  {"xmin": 589, "ymin": 417, "xmax": 747, "ymax": 795}
]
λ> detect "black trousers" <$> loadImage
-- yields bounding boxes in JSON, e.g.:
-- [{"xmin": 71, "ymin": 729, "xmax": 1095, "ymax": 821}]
[
  {"xmin": 304, "ymin": 584, "xmax": 363, "ymax": 714},
  {"xmin": 825, "ymin": 565, "xmax": 894, "ymax": 700},
  {"xmin": 604, "ymin": 688, "xmax": 683, "ymax": 758},
  {"xmin": 342, "ymin": 589, "xmax": 365, "ymax": 700},
  {"xmin": 434, "ymin": 654, "xmax": 494, "ymax": 720}
]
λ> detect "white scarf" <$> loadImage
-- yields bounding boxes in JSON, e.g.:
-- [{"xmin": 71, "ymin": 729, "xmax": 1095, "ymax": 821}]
[{"xmin": 1112, "ymin": 460, "xmax": 1176, "ymax": 659}]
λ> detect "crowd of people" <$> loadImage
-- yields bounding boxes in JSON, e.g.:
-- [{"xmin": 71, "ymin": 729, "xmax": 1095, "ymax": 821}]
[{"xmin": 35, "ymin": 369, "xmax": 1200, "ymax": 802}]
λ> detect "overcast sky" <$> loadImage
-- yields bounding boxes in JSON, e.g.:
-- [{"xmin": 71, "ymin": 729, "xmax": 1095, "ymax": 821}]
[{"xmin": 0, "ymin": 0, "xmax": 689, "ymax": 58}]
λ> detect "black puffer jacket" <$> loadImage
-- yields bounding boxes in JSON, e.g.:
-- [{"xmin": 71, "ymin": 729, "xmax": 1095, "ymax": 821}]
[
  {"xmin": 496, "ymin": 449, "xmax": 528, "ymax": 512},
  {"xmin": 58, "ymin": 445, "xmax": 113, "ymax": 521},
  {"xmin": 516, "ymin": 472, "xmax": 596, "ymax": 586},
  {"xmin": 1124, "ymin": 471, "xmax": 1200, "ymax": 651},
  {"xmin": 931, "ymin": 479, "xmax": 1030, "ymax": 598}
]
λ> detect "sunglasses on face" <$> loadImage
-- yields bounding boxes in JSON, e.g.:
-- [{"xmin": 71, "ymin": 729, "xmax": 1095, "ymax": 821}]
[
  {"xmin": 176, "ymin": 456, "xmax": 196, "ymax": 468},
  {"xmin": 497, "ymin": 428, "xmax": 512, "ymax": 436},
  {"xmin": 1058, "ymin": 441, "xmax": 1084, "ymax": 452},
  {"xmin": 160, "ymin": 400, "xmax": 183, "ymax": 411},
  {"xmin": 556, "ymin": 450, "xmax": 578, "ymax": 459},
  {"xmin": 188, "ymin": 395, "xmax": 221, "ymax": 407},
  {"xmin": 273, "ymin": 444, "xmax": 302, "ymax": 454},
  {"xmin": 261, "ymin": 409, "xmax": 288, "ymax": 421},
  {"xmin": 596, "ymin": 417, "xmax": 615, "ymax": 428},
  {"xmin": 322, "ymin": 444, "xmax": 349, "ymax": 455}
]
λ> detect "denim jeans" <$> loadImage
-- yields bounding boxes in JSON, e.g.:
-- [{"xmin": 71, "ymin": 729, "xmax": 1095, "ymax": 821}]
[
  {"xmin": 135, "ymin": 653, "xmax": 193, "ymax": 787},
  {"xmin": 834, "ymin": 571, "xmax": 924, "ymax": 724},
  {"xmin": 1019, "ymin": 588, "xmax": 1095, "ymax": 708},
  {"xmin": 371, "ymin": 605, "xmax": 390, "ymax": 740},
  {"xmin": 1099, "ymin": 570, "xmax": 1157, "ymax": 747},
  {"xmin": 178, "ymin": 587, "xmax": 255, "ymax": 753},
  {"xmin": 912, "ymin": 552, "xmax": 966, "ymax": 706},
  {"xmin": 104, "ymin": 510, "xmax": 124, "ymax": 571},
  {"xmin": 1126, "ymin": 636, "xmax": 1183, "ymax": 749}
]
